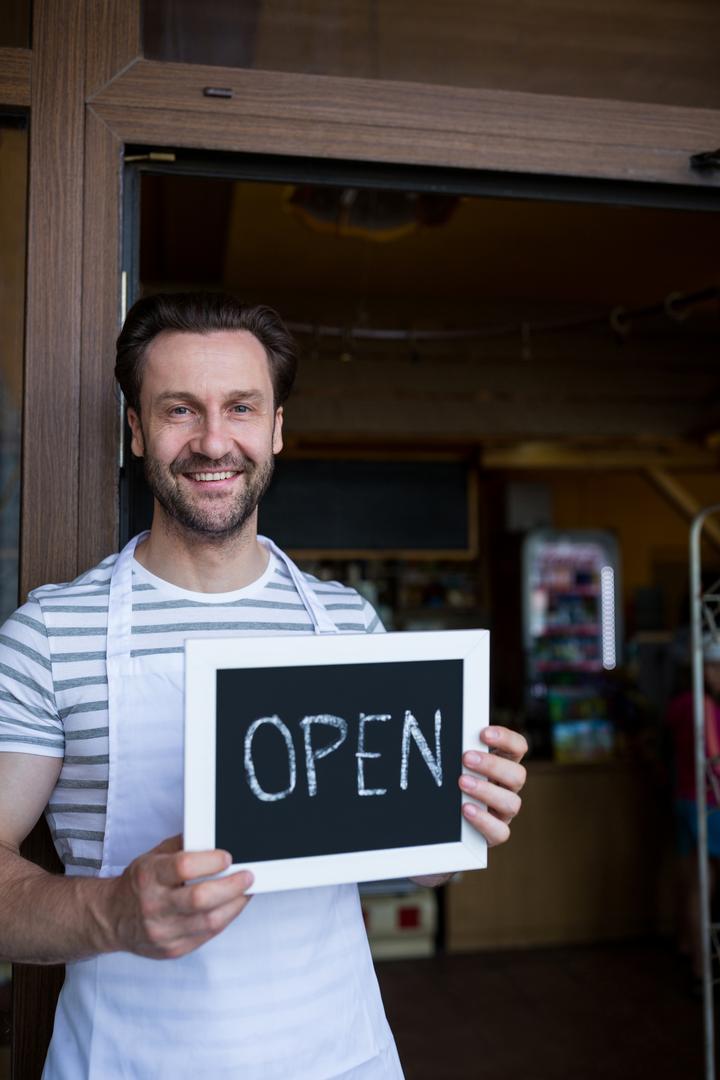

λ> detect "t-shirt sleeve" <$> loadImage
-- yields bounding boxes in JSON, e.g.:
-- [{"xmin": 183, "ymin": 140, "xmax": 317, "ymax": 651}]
[{"xmin": 0, "ymin": 600, "xmax": 64, "ymax": 757}]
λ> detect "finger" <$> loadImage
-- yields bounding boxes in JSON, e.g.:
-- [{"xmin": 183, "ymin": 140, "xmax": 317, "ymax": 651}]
[
  {"xmin": 155, "ymin": 848, "xmax": 233, "ymax": 888},
  {"xmin": 481, "ymin": 726, "xmax": 528, "ymax": 763},
  {"xmin": 462, "ymin": 750, "xmax": 527, "ymax": 793},
  {"xmin": 458, "ymin": 775, "xmax": 522, "ymax": 821},
  {"xmin": 151, "ymin": 834, "xmax": 183, "ymax": 855},
  {"xmin": 461, "ymin": 804, "xmax": 511, "ymax": 847},
  {"xmin": 174, "ymin": 890, "xmax": 254, "ymax": 944},
  {"xmin": 176, "ymin": 870, "xmax": 254, "ymax": 915}
]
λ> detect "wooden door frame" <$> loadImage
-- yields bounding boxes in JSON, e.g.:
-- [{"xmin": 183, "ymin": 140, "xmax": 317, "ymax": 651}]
[{"xmin": 8, "ymin": 0, "xmax": 720, "ymax": 1075}]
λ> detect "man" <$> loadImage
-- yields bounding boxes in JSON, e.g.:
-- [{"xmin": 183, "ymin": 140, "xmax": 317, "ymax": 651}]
[{"xmin": 0, "ymin": 293, "xmax": 527, "ymax": 1078}]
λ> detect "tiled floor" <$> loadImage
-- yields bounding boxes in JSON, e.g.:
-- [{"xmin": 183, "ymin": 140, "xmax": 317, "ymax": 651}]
[{"xmin": 376, "ymin": 940, "xmax": 706, "ymax": 1079}]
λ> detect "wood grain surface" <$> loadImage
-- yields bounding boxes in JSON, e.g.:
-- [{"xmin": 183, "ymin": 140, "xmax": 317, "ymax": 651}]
[
  {"xmin": 77, "ymin": 107, "xmax": 124, "ymax": 569},
  {"xmin": 92, "ymin": 59, "xmax": 720, "ymax": 187},
  {"xmin": 0, "ymin": 46, "xmax": 30, "ymax": 107},
  {"xmin": 84, "ymin": 0, "xmax": 141, "ymax": 99},
  {"xmin": 20, "ymin": 0, "xmax": 85, "ymax": 598}
]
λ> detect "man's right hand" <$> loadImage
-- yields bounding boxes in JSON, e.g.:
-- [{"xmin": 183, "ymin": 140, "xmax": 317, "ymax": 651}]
[{"xmin": 100, "ymin": 835, "xmax": 254, "ymax": 960}]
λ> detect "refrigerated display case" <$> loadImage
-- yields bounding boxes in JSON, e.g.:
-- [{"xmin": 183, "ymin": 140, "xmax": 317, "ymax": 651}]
[{"xmin": 523, "ymin": 530, "xmax": 622, "ymax": 762}]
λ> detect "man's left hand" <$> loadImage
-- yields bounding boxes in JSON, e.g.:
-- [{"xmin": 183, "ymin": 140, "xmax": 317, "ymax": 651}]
[{"xmin": 458, "ymin": 725, "xmax": 528, "ymax": 848}]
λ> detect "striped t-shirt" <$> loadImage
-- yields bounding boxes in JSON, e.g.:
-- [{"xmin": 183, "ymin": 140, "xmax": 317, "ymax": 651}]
[{"xmin": 0, "ymin": 548, "xmax": 382, "ymax": 873}]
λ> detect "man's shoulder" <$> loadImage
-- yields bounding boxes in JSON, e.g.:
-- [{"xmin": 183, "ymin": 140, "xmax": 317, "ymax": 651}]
[
  {"xmin": 297, "ymin": 571, "xmax": 384, "ymax": 634},
  {"xmin": 28, "ymin": 551, "xmax": 119, "ymax": 606}
]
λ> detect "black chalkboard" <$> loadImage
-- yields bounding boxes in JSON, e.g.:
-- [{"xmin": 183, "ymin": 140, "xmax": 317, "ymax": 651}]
[
  {"xmin": 257, "ymin": 459, "xmax": 472, "ymax": 553},
  {"xmin": 122, "ymin": 452, "xmax": 473, "ymax": 555},
  {"xmin": 215, "ymin": 659, "xmax": 464, "ymax": 863}
]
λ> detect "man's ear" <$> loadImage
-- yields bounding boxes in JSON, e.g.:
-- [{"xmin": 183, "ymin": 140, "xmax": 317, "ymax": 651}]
[
  {"xmin": 272, "ymin": 407, "xmax": 284, "ymax": 455},
  {"xmin": 127, "ymin": 408, "xmax": 144, "ymax": 458}
]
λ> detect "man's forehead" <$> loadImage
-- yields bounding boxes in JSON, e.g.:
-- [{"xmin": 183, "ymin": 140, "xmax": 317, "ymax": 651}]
[
  {"xmin": 139, "ymin": 329, "xmax": 274, "ymax": 405},
  {"xmin": 146, "ymin": 328, "xmax": 265, "ymax": 363}
]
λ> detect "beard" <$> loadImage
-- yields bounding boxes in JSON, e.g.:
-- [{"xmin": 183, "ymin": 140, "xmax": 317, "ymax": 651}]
[{"xmin": 143, "ymin": 448, "xmax": 275, "ymax": 541}]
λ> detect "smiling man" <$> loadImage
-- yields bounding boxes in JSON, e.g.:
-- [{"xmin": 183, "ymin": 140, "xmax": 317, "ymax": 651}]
[{"xmin": 0, "ymin": 293, "xmax": 527, "ymax": 1079}]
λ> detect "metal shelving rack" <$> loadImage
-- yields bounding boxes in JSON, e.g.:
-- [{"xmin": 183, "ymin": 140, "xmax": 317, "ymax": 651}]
[{"xmin": 690, "ymin": 505, "xmax": 720, "ymax": 1080}]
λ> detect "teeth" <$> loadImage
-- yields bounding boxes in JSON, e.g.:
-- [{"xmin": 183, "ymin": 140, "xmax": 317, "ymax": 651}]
[{"xmin": 192, "ymin": 471, "xmax": 236, "ymax": 481}]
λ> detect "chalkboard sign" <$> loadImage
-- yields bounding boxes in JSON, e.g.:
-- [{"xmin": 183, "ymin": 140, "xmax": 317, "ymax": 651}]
[
  {"xmin": 257, "ymin": 458, "xmax": 476, "ymax": 557},
  {"xmin": 185, "ymin": 630, "xmax": 488, "ymax": 891}
]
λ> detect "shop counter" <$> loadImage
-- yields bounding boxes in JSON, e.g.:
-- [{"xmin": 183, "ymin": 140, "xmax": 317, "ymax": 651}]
[{"xmin": 447, "ymin": 759, "xmax": 670, "ymax": 951}]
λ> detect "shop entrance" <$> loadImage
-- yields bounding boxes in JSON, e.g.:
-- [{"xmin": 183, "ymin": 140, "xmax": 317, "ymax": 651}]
[{"xmin": 122, "ymin": 151, "xmax": 720, "ymax": 1070}]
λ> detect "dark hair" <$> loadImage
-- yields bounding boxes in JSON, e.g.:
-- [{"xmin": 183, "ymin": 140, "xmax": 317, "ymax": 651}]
[{"xmin": 115, "ymin": 292, "xmax": 298, "ymax": 412}]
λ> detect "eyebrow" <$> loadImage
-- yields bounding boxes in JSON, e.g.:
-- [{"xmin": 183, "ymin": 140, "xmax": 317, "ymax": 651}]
[{"xmin": 153, "ymin": 390, "xmax": 266, "ymax": 407}]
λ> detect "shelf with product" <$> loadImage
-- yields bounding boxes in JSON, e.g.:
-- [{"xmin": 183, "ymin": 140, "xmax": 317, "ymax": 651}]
[
  {"xmin": 297, "ymin": 556, "xmax": 489, "ymax": 635},
  {"xmin": 523, "ymin": 529, "xmax": 621, "ymax": 764}
]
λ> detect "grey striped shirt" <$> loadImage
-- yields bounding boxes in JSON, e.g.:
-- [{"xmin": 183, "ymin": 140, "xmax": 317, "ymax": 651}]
[{"xmin": 0, "ymin": 549, "xmax": 382, "ymax": 873}]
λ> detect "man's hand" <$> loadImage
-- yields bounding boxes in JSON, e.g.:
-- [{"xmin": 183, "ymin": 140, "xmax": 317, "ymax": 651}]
[
  {"xmin": 459, "ymin": 725, "xmax": 528, "ymax": 847},
  {"xmin": 101, "ymin": 835, "xmax": 254, "ymax": 960}
]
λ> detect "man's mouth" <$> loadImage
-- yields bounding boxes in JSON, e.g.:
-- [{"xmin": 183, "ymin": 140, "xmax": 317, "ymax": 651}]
[{"xmin": 184, "ymin": 470, "xmax": 241, "ymax": 483}]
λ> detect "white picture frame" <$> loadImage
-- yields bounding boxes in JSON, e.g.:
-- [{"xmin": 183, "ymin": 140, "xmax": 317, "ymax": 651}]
[{"xmin": 184, "ymin": 628, "xmax": 489, "ymax": 893}]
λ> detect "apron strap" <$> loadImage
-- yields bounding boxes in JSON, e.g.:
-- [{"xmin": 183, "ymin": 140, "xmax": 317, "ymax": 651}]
[
  {"xmin": 106, "ymin": 532, "xmax": 149, "ymax": 661},
  {"xmin": 258, "ymin": 535, "xmax": 339, "ymax": 635},
  {"xmin": 108, "ymin": 531, "xmax": 338, "ymax": 650}
]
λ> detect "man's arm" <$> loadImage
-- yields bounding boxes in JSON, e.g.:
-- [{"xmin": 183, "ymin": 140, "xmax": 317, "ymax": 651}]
[{"xmin": 0, "ymin": 752, "xmax": 254, "ymax": 964}]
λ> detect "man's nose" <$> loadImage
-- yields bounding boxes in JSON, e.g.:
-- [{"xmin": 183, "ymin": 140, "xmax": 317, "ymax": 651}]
[{"xmin": 189, "ymin": 413, "xmax": 234, "ymax": 460}]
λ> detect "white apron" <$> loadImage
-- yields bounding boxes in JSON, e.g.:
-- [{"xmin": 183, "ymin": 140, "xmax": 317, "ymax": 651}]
[{"xmin": 43, "ymin": 533, "xmax": 403, "ymax": 1080}]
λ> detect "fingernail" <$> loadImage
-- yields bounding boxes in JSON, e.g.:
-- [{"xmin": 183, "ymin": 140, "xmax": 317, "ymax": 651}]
[
  {"xmin": 459, "ymin": 775, "xmax": 474, "ymax": 792},
  {"xmin": 463, "ymin": 803, "xmax": 479, "ymax": 819},
  {"xmin": 484, "ymin": 727, "xmax": 499, "ymax": 741},
  {"xmin": 464, "ymin": 751, "xmax": 483, "ymax": 768}
]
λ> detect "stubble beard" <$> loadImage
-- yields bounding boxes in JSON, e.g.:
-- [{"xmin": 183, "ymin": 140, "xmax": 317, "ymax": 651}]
[{"xmin": 143, "ymin": 449, "xmax": 276, "ymax": 543}]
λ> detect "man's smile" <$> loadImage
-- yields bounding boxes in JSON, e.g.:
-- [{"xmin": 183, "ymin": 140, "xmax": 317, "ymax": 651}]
[{"xmin": 183, "ymin": 470, "xmax": 242, "ymax": 484}]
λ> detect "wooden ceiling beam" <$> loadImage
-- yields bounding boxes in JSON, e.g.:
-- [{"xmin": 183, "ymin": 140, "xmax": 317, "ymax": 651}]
[
  {"xmin": 481, "ymin": 440, "xmax": 719, "ymax": 470},
  {"xmin": 645, "ymin": 468, "xmax": 720, "ymax": 551},
  {"xmin": 283, "ymin": 434, "xmax": 719, "ymax": 470}
]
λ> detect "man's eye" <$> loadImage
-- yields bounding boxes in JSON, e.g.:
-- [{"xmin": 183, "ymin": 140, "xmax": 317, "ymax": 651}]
[
  {"xmin": 170, "ymin": 406, "xmax": 191, "ymax": 416},
  {"xmin": 232, "ymin": 405, "xmax": 251, "ymax": 414}
]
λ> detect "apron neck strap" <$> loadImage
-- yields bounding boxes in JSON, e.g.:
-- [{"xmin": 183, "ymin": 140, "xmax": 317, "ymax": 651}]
[
  {"xmin": 258, "ymin": 535, "xmax": 339, "ymax": 635},
  {"xmin": 107, "ymin": 532, "xmax": 149, "ymax": 660},
  {"xmin": 107, "ymin": 532, "xmax": 339, "ymax": 650}
]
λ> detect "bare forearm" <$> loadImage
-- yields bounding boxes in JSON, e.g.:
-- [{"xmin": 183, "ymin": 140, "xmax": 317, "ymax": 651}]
[
  {"xmin": 0, "ymin": 844, "xmax": 116, "ymax": 964},
  {"xmin": 410, "ymin": 873, "xmax": 453, "ymax": 887}
]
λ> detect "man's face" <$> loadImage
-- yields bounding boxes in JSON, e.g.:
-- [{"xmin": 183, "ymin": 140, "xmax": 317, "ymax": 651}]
[{"xmin": 127, "ymin": 329, "xmax": 283, "ymax": 540}]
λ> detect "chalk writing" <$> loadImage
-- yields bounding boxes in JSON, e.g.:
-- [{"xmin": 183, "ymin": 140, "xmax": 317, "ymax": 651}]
[
  {"xmin": 400, "ymin": 709, "xmax": 443, "ymax": 790},
  {"xmin": 356, "ymin": 714, "xmax": 390, "ymax": 797},
  {"xmin": 244, "ymin": 715, "xmax": 297, "ymax": 802},
  {"xmin": 243, "ymin": 710, "xmax": 444, "ymax": 801},
  {"xmin": 301, "ymin": 714, "xmax": 348, "ymax": 796}
]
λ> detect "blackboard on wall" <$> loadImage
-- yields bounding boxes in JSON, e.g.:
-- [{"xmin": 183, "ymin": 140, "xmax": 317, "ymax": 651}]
[
  {"xmin": 122, "ymin": 451, "xmax": 477, "ymax": 558},
  {"xmin": 185, "ymin": 629, "xmax": 489, "ymax": 892},
  {"xmin": 258, "ymin": 458, "xmax": 477, "ymax": 557}
]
